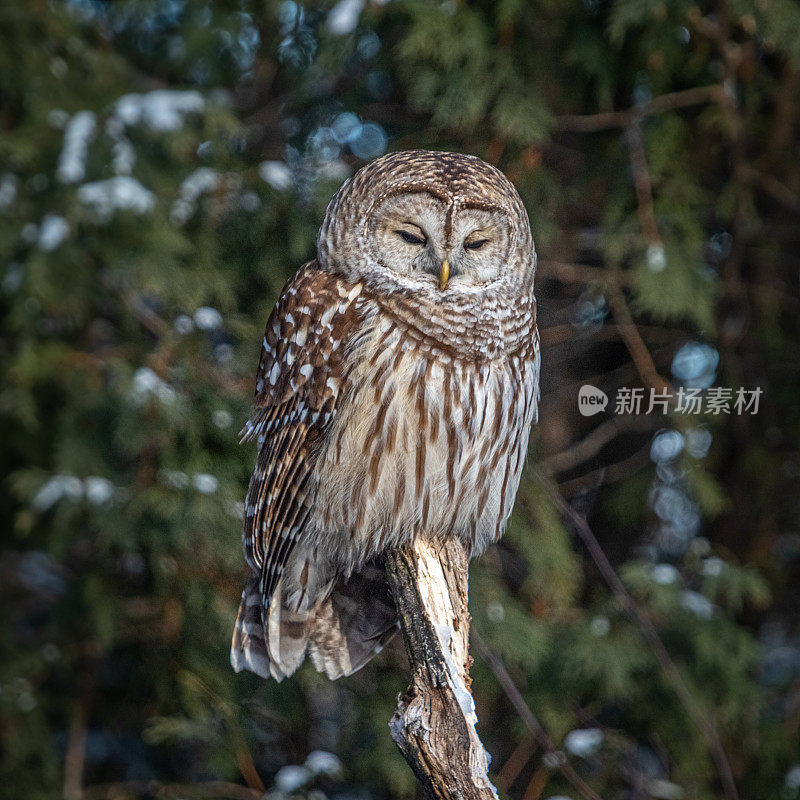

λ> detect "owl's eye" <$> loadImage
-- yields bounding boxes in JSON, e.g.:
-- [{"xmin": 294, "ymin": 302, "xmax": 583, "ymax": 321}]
[
  {"xmin": 395, "ymin": 229, "xmax": 426, "ymax": 246},
  {"xmin": 464, "ymin": 238, "xmax": 489, "ymax": 250}
]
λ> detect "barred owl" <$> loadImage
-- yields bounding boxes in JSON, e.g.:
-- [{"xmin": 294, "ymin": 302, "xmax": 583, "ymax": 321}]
[{"xmin": 231, "ymin": 150, "xmax": 540, "ymax": 681}]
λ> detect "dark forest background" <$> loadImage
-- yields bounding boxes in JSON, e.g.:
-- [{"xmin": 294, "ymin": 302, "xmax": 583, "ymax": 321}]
[{"xmin": 2, "ymin": 1, "xmax": 800, "ymax": 799}]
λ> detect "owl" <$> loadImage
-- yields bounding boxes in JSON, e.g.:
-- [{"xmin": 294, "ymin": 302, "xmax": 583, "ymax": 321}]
[{"xmin": 231, "ymin": 150, "xmax": 540, "ymax": 681}]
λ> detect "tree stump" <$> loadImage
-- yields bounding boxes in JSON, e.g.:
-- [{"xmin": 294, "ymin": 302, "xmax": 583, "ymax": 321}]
[{"xmin": 384, "ymin": 538, "xmax": 497, "ymax": 800}]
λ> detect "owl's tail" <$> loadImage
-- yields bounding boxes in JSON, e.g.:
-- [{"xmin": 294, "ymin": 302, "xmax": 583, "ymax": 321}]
[{"xmin": 231, "ymin": 561, "xmax": 398, "ymax": 681}]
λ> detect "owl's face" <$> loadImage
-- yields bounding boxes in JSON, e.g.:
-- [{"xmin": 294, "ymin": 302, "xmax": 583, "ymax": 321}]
[
  {"xmin": 368, "ymin": 192, "xmax": 512, "ymax": 295},
  {"xmin": 317, "ymin": 150, "xmax": 535, "ymax": 303}
]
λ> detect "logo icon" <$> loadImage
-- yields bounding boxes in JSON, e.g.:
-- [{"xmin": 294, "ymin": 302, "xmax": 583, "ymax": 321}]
[{"xmin": 578, "ymin": 385, "xmax": 608, "ymax": 416}]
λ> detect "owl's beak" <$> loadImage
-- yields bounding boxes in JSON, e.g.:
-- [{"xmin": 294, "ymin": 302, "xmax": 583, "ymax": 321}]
[{"xmin": 439, "ymin": 259, "xmax": 450, "ymax": 291}]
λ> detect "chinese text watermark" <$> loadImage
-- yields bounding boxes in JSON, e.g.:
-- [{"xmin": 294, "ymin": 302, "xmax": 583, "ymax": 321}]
[{"xmin": 578, "ymin": 385, "xmax": 762, "ymax": 417}]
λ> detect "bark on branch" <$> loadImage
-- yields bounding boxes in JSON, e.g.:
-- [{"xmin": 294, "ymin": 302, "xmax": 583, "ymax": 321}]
[{"xmin": 384, "ymin": 538, "xmax": 497, "ymax": 800}]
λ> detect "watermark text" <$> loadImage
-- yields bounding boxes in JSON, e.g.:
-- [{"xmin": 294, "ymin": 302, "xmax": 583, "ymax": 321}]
[{"xmin": 578, "ymin": 385, "xmax": 762, "ymax": 416}]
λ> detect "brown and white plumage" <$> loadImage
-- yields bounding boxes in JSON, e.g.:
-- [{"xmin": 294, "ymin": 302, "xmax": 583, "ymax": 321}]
[{"xmin": 231, "ymin": 150, "xmax": 540, "ymax": 681}]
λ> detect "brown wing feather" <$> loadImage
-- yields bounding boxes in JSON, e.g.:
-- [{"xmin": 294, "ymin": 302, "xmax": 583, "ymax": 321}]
[{"xmin": 239, "ymin": 262, "xmax": 364, "ymax": 609}]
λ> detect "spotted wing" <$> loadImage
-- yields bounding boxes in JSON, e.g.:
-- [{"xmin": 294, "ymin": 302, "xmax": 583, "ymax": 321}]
[{"xmin": 240, "ymin": 262, "xmax": 363, "ymax": 607}]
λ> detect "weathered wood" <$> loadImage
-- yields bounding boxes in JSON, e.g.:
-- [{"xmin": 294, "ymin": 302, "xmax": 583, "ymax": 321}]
[{"xmin": 384, "ymin": 537, "xmax": 497, "ymax": 800}]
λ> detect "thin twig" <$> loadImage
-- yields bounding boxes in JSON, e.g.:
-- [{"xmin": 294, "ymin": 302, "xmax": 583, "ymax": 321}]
[
  {"xmin": 539, "ymin": 415, "xmax": 653, "ymax": 475},
  {"xmin": 625, "ymin": 115, "xmax": 660, "ymax": 247},
  {"xmin": 521, "ymin": 766, "xmax": 549, "ymax": 800},
  {"xmin": 126, "ymin": 292, "xmax": 169, "ymax": 338},
  {"xmin": 555, "ymin": 445, "xmax": 651, "ymax": 498},
  {"xmin": 535, "ymin": 475, "xmax": 740, "ymax": 800},
  {"xmin": 80, "ymin": 781, "xmax": 263, "ymax": 800},
  {"xmin": 232, "ymin": 731, "xmax": 266, "ymax": 793},
  {"xmin": 554, "ymin": 85, "xmax": 724, "ymax": 132},
  {"xmin": 496, "ymin": 737, "xmax": 536, "ymax": 791},
  {"xmin": 64, "ymin": 696, "xmax": 89, "ymax": 800},
  {"xmin": 742, "ymin": 164, "xmax": 800, "ymax": 214},
  {"xmin": 536, "ymin": 260, "xmax": 627, "ymax": 287},
  {"xmin": 606, "ymin": 284, "xmax": 671, "ymax": 394},
  {"xmin": 614, "ymin": 113, "xmax": 673, "ymax": 394},
  {"xmin": 471, "ymin": 631, "xmax": 603, "ymax": 800}
]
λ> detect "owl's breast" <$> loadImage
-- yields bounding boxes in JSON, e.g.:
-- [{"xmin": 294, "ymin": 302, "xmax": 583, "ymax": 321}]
[{"xmin": 307, "ymin": 306, "xmax": 540, "ymax": 574}]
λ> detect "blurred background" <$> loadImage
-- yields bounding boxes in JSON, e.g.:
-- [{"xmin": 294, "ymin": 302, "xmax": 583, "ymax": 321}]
[{"xmin": 2, "ymin": 1, "xmax": 800, "ymax": 798}]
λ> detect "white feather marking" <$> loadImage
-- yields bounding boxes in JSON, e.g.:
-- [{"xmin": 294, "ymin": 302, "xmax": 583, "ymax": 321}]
[{"xmin": 319, "ymin": 304, "xmax": 337, "ymax": 327}]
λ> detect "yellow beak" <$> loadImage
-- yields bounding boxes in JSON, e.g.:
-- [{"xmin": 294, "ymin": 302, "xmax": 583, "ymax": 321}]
[{"xmin": 439, "ymin": 259, "xmax": 450, "ymax": 291}]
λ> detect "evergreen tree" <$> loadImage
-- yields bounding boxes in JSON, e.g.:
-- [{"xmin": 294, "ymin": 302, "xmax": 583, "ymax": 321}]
[{"xmin": 1, "ymin": 1, "xmax": 799, "ymax": 798}]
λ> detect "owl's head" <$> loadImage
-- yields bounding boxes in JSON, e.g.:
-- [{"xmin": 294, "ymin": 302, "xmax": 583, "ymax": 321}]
[{"xmin": 317, "ymin": 150, "xmax": 535, "ymax": 301}]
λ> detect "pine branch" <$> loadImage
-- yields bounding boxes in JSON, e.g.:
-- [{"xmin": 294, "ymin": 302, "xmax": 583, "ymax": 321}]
[
  {"xmin": 384, "ymin": 538, "xmax": 497, "ymax": 800},
  {"xmin": 471, "ymin": 632, "xmax": 604, "ymax": 800},
  {"xmin": 536, "ymin": 475, "xmax": 741, "ymax": 800}
]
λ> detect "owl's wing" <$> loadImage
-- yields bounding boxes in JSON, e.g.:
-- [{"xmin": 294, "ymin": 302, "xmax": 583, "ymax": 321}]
[{"xmin": 239, "ymin": 262, "xmax": 364, "ymax": 608}]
